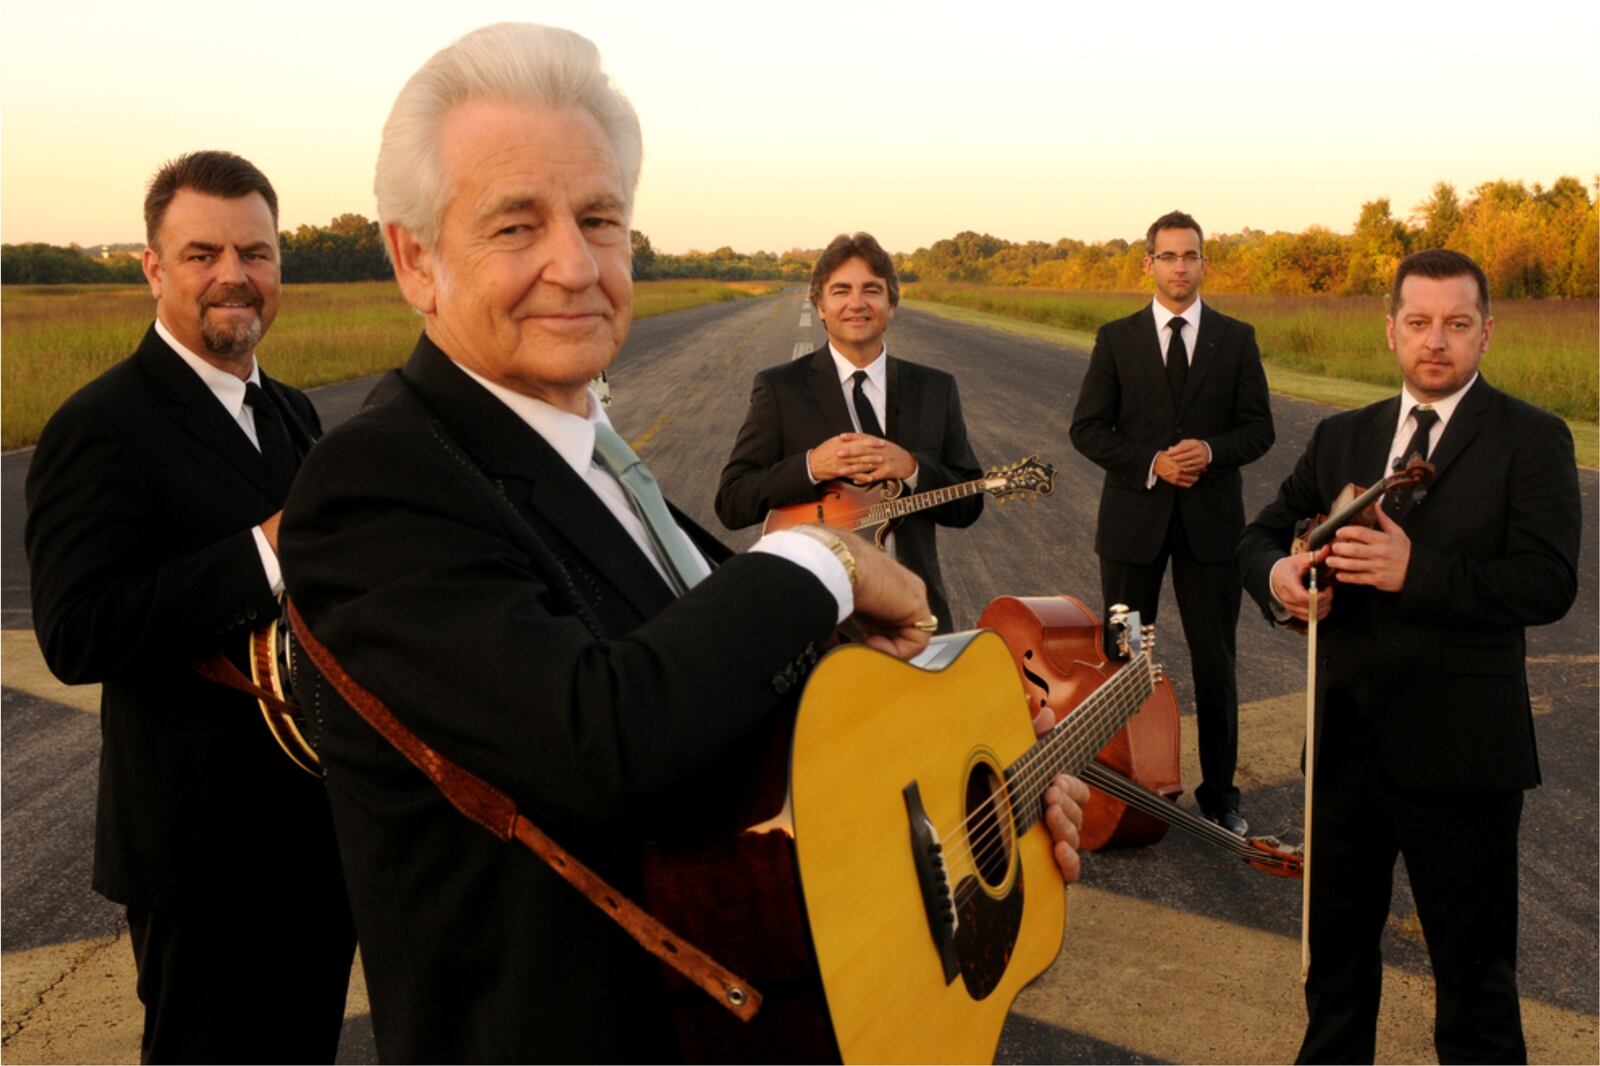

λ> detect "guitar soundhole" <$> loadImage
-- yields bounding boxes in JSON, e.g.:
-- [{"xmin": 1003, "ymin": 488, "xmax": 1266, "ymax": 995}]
[{"xmin": 964, "ymin": 761, "xmax": 1013, "ymax": 891}]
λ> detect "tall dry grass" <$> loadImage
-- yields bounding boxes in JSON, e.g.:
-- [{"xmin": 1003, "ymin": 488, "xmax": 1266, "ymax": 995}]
[
  {"xmin": 906, "ymin": 284, "xmax": 1598, "ymax": 424},
  {"xmin": 1, "ymin": 279, "xmax": 778, "ymax": 450}
]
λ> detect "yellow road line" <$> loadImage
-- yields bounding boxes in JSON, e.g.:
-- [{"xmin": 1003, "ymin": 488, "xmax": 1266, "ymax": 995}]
[{"xmin": 2, "ymin": 629, "xmax": 99, "ymax": 715}]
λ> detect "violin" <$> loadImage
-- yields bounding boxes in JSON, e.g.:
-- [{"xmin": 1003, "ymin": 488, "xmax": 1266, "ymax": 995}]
[{"xmin": 1291, "ymin": 454, "xmax": 1436, "ymax": 559}]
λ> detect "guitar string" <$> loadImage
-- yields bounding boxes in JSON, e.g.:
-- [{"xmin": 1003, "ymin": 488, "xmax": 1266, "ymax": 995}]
[
  {"xmin": 945, "ymin": 671, "xmax": 1155, "ymax": 908},
  {"xmin": 1075, "ymin": 762, "xmax": 1298, "ymax": 872},
  {"xmin": 943, "ymin": 687, "xmax": 1300, "ymax": 894},
  {"xmin": 938, "ymin": 655, "xmax": 1153, "ymax": 884}
]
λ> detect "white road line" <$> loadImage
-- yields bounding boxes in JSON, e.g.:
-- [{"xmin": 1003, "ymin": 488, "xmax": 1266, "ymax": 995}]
[
  {"xmin": 792, "ymin": 342, "xmax": 812, "ymax": 360},
  {"xmin": 799, "ymin": 313, "xmax": 811, "ymax": 328}
]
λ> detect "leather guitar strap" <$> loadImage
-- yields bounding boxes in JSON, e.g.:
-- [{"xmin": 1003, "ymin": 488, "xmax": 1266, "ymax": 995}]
[
  {"xmin": 283, "ymin": 598, "xmax": 762, "ymax": 1023},
  {"xmin": 192, "ymin": 650, "xmax": 297, "ymax": 718}
]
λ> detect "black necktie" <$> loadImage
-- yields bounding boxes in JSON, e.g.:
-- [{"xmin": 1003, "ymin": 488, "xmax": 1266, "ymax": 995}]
[
  {"xmin": 851, "ymin": 370, "xmax": 885, "ymax": 438},
  {"xmin": 1385, "ymin": 406, "xmax": 1440, "ymax": 519},
  {"xmin": 1166, "ymin": 318, "xmax": 1189, "ymax": 407},
  {"xmin": 245, "ymin": 382, "xmax": 297, "ymax": 498}
]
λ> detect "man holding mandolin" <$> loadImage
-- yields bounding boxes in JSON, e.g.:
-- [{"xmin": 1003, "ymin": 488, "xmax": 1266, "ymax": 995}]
[
  {"xmin": 1239, "ymin": 249, "xmax": 1582, "ymax": 1063},
  {"xmin": 716, "ymin": 232, "xmax": 985, "ymax": 633}
]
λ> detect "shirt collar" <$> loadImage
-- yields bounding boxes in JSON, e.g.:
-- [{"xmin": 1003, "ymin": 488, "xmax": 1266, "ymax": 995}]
[
  {"xmin": 828, "ymin": 343, "xmax": 888, "ymax": 392},
  {"xmin": 155, "ymin": 318, "xmax": 259, "ymax": 418},
  {"xmin": 1399, "ymin": 373, "xmax": 1477, "ymax": 430},
  {"xmin": 450, "ymin": 361, "xmax": 611, "ymax": 479},
  {"xmin": 1150, "ymin": 297, "xmax": 1202, "ymax": 333}
]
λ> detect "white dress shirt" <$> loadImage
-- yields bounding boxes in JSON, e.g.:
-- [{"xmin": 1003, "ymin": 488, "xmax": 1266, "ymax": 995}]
[
  {"xmin": 1144, "ymin": 298, "xmax": 1212, "ymax": 488},
  {"xmin": 454, "ymin": 363, "xmax": 854, "ymax": 624},
  {"xmin": 154, "ymin": 318, "xmax": 284, "ymax": 593},
  {"xmin": 1385, "ymin": 375, "xmax": 1476, "ymax": 479}
]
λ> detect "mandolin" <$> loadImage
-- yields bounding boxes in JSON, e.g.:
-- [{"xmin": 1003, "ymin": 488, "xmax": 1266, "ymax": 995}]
[{"xmin": 762, "ymin": 455, "xmax": 1054, "ymax": 547}]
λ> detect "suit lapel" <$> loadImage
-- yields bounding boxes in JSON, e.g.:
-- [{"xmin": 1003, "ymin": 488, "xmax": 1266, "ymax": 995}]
[
  {"xmin": 1422, "ymin": 376, "xmax": 1490, "ymax": 490},
  {"xmin": 135, "ymin": 327, "xmax": 283, "ymax": 504},
  {"xmin": 1361, "ymin": 396, "xmax": 1403, "ymax": 487},
  {"xmin": 259, "ymin": 373, "xmax": 317, "ymax": 459},
  {"xmin": 1130, "ymin": 307, "xmax": 1174, "ymax": 417},
  {"xmin": 885, "ymin": 356, "xmax": 901, "ymax": 440},
  {"xmin": 804, "ymin": 347, "xmax": 856, "ymax": 436},
  {"xmin": 399, "ymin": 337, "xmax": 676, "ymax": 619},
  {"xmin": 1180, "ymin": 305, "xmax": 1226, "ymax": 416}
]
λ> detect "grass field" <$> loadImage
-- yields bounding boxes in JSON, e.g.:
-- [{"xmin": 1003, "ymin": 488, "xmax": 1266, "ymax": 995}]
[
  {"xmin": 906, "ymin": 284, "xmax": 1599, "ymax": 425},
  {"xmin": 1, "ymin": 279, "xmax": 778, "ymax": 450},
  {"xmin": 903, "ymin": 288, "xmax": 1599, "ymax": 467}
]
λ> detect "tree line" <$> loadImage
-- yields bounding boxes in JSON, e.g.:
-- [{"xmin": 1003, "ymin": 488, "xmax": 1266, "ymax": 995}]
[
  {"xmin": 902, "ymin": 178, "xmax": 1597, "ymax": 300},
  {"xmin": 2, "ymin": 214, "xmax": 391, "ymax": 285},
  {"xmin": 5, "ymin": 177, "xmax": 1594, "ymax": 297}
]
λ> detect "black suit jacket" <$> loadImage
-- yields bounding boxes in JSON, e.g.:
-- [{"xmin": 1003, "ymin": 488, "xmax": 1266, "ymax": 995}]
[
  {"xmin": 1071, "ymin": 303, "xmax": 1274, "ymax": 563},
  {"xmin": 24, "ymin": 324, "xmax": 338, "ymax": 908},
  {"xmin": 281, "ymin": 334, "xmax": 839, "ymax": 1062},
  {"xmin": 1238, "ymin": 376, "xmax": 1581, "ymax": 791},
  {"xmin": 715, "ymin": 346, "xmax": 983, "ymax": 628}
]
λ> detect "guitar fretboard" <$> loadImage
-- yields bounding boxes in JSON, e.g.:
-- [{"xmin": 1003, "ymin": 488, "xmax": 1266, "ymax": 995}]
[{"xmin": 1006, "ymin": 652, "xmax": 1155, "ymax": 833}]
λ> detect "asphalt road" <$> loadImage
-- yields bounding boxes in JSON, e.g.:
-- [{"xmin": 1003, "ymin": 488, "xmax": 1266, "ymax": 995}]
[{"xmin": 4, "ymin": 288, "xmax": 1596, "ymax": 1063}]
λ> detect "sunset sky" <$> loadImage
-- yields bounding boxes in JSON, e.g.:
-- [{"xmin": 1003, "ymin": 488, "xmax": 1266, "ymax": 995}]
[{"xmin": 3, "ymin": 0, "xmax": 1598, "ymax": 254}]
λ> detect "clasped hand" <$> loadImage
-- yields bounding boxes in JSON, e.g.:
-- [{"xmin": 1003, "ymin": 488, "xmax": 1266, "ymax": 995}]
[
  {"xmin": 809, "ymin": 432, "xmax": 917, "ymax": 486},
  {"xmin": 1269, "ymin": 505, "xmax": 1412, "ymax": 620},
  {"xmin": 1154, "ymin": 439, "xmax": 1209, "ymax": 488}
]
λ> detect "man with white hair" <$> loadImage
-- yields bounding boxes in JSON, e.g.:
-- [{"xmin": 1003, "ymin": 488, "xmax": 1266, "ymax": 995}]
[{"xmin": 280, "ymin": 23, "xmax": 1090, "ymax": 1061}]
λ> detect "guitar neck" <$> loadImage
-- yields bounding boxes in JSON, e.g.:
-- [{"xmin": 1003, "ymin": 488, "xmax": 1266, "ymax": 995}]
[
  {"xmin": 856, "ymin": 478, "xmax": 990, "ymax": 530},
  {"xmin": 1005, "ymin": 652, "xmax": 1154, "ymax": 833}
]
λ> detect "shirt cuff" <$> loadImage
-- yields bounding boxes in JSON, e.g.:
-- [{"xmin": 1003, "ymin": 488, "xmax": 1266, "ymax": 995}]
[
  {"xmin": 252, "ymin": 525, "xmax": 284, "ymax": 595},
  {"xmin": 904, "ymin": 462, "xmax": 919, "ymax": 492},
  {"xmin": 805, "ymin": 449, "xmax": 819, "ymax": 485},
  {"xmin": 750, "ymin": 530, "xmax": 853, "ymax": 624},
  {"xmin": 1145, "ymin": 455, "xmax": 1159, "ymax": 490}
]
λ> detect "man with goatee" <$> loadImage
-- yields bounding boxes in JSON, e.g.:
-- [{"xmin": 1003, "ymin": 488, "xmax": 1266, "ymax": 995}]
[{"xmin": 25, "ymin": 150, "xmax": 353, "ymax": 1063}]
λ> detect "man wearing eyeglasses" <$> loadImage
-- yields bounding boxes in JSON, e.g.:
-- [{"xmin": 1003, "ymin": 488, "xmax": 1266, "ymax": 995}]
[{"xmin": 1070, "ymin": 210, "xmax": 1274, "ymax": 836}]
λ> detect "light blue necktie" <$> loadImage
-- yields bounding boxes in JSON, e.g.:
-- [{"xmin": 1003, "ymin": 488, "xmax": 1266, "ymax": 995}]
[{"xmin": 591, "ymin": 423, "xmax": 711, "ymax": 595}]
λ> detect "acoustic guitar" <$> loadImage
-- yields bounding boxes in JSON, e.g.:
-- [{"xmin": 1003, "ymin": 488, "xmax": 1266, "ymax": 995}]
[
  {"xmin": 762, "ymin": 455, "xmax": 1054, "ymax": 546},
  {"xmin": 644, "ymin": 607, "xmax": 1155, "ymax": 1063}
]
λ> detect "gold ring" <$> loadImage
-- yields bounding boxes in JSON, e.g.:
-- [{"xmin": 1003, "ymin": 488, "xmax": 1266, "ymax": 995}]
[{"xmin": 913, "ymin": 615, "xmax": 939, "ymax": 633}]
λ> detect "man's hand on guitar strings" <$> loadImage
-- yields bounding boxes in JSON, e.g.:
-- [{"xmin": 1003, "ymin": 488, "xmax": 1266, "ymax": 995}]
[
  {"xmin": 1043, "ymin": 773, "xmax": 1090, "ymax": 885},
  {"xmin": 844, "ymin": 531, "xmax": 932, "ymax": 659}
]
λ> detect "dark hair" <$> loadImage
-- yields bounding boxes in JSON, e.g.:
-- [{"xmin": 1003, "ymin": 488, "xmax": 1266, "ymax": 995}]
[
  {"xmin": 809, "ymin": 232, "xmax": 899, "ymax": 308},
  {"xmin": 144, "ymin": 151, "xmax": 279, "ymax": 249},
  {"xmin": 1144, "ymin": 210, "xmax": 1204, "ymax": 254},
  {"xmin": 1389, "ymin": 248, "xmax": 1490, "ymax": 318}
]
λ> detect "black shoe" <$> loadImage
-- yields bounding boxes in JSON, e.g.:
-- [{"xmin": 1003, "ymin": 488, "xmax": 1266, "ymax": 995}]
[{"xmin": 1204, "ymin": 809, "xmax": 1249, "ymax": 837}]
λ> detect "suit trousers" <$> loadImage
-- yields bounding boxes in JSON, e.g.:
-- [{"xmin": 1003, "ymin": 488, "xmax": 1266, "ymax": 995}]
[
  {"xmin": 1099, "ymin": 503, "xmax": 1241, "ymax": 815},
  {"xmin": 127, "ymin": 890, "xmax": 355, "ymax": 1064},
  {"xmin": 1297, "ymin": 694, "xmax": 1525, "ymax": 1065}
]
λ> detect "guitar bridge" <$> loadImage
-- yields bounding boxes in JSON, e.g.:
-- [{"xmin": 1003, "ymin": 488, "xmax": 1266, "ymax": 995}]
[{"xmin": 903, "ymin": 781, "xmax": 960, "ymax": 984}]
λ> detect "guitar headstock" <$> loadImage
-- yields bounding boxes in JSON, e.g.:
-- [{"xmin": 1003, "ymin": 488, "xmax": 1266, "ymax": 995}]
[
  {"xmin": 1108, "ymin": 603, "xmax": 1144, "ymax": 660},
  {"xmin": 981, "ymin": 455, "xmax": 1056, "ymax": 503}
]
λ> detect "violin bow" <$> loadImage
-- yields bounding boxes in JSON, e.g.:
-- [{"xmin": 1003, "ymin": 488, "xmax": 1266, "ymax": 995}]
[{"xmin": 1301, "ymin": 568, "xmax": 1318, "ymax": 982}]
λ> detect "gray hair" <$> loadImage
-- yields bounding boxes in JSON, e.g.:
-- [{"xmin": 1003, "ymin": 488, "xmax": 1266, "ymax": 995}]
[{"xmin": 374, "ymin": 22, "xmax": 643, "ymax": 252}]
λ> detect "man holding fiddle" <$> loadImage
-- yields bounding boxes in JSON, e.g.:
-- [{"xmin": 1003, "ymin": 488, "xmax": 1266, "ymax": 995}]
[{"xmin": 1238, "ymin": 248, "xmax": 1581, "ymax": 1063}]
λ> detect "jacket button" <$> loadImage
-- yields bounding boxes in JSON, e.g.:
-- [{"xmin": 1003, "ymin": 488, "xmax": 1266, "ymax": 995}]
[{"xmin": 772, "ymin": 674, "xmax": 791, "ymax": 694}]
